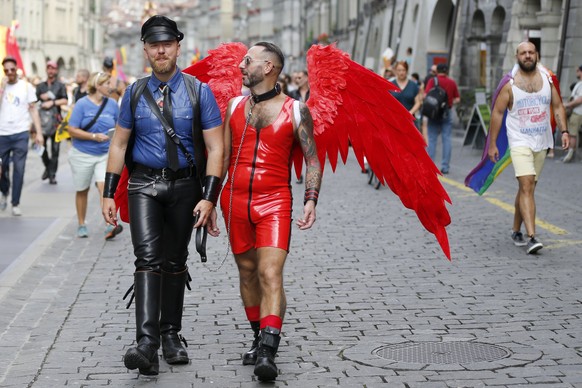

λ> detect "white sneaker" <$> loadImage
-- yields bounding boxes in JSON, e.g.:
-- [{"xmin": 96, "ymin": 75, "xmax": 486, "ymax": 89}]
[
  {"xmin": 0, "ymin": 195, "xmax": 7, "ymax": 211},
  {"xmin": 562, "ymin": 149, "xmax": 575, "ymax": 163},
  {"xmin": 12, "ymin": 206, "xmax": 22, "ymax": 216}
]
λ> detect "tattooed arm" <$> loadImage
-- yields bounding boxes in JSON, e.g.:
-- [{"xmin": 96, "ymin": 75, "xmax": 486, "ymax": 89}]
[{"xmin": 294, "ymin": 102, "xmax": 322, "ymax": 230}]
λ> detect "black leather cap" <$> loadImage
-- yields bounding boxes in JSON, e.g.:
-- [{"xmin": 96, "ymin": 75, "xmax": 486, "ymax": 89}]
[
  {"xmin": 141, "ymin": 15, "xmax": 184, "ymax": 43},
  {"xmin": 103, "ymin": 56, "xmax": 114, "ymax": 69}
]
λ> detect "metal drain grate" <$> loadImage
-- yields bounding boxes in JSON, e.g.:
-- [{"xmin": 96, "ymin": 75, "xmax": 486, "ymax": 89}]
[{"xmin": 374, "ymin": 341, "xmax": 511, "ymax": 364}]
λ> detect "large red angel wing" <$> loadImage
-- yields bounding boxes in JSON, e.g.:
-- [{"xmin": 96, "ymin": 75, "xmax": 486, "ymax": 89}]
[
  {"xmin": 115, "ymin": 43, "xmax": 248, "ymax": 222},
  {"xmin": 306, "ymin": 44, "xmax": 452, "ymax": 260},
  {"xmin": 183, "ymin": 42, "xmax": 247, "ymax": 119}
]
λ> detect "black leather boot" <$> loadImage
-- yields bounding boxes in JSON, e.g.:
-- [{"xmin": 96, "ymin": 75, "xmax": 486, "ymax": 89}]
[
  {"xmin": 242, "ymin": 321, "xmax": 260, "ymax": 365},
  {"xmin": 124, "ymin": 271, "xmax": 161, "ymax": 376},
  {"xmin": 253, "ymin": 326, "xmax": 281, "ymax": 381},
  {"xmin": 160, "ymin": 268, "xmax": 189, "ymax": 365}
]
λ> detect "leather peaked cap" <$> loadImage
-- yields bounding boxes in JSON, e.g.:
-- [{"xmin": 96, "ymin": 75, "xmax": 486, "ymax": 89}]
[{"xmin": 141, "ymin": 15, "xmax": 184, "ymax": 43}]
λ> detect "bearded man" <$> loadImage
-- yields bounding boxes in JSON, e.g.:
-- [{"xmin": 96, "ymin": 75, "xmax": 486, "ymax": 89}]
[
  {"xmin": 486, "ymin": 41, "xmax": 569, "ymax": 254},
  {"xmin": 220, "ymin": 42, "xmax": 322, "ymax": 381},
  {"xmin": 101, "ymin": 15, "xmax": 224, "ymax": 375}
]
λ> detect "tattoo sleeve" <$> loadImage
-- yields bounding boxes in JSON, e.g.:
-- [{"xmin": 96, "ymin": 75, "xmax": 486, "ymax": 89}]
[{"xmin": 296, "ymin": 104, "xmax": 322, "ymax": 203}]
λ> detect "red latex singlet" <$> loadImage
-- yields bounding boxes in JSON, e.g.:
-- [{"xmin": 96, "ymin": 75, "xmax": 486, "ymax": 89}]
[{"xmin": 220, "ymin": 96, "xmax": 296, "ymax": 254}]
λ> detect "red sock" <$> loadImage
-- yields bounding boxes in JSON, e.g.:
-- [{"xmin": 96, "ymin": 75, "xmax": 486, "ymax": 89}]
[
  {"xmin": 260, "ymin": 315, "xmax": 283, "ymax": 330},
  {"xmin": 244, "ymin": 306, "xmax": 260, "ymax": 322}
]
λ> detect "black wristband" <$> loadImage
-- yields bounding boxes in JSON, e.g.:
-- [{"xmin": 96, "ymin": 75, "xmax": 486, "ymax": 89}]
[
  {"xmin": 203, "ymin": 175, "xmax": 221, "ymax": 206},
  {"xmin": 304, "ymin": 188, "xmax": 319, "ymax": 206},
  {"xmin": 103, "ymin": 172, "xmax": 121, "ymax": 199},
  {"xmin": 561, "ymin": 130, "xmax": 568, "ymax": 134}
]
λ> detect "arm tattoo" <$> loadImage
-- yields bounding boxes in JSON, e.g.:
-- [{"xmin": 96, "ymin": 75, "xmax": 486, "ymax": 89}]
[
  {"xmin": 297, "ymin": 104, "xmax": 322, "ymax": 191},
  {"xmin": 555, "ymin": 114, "xmax": 564, "ymax": 132}
]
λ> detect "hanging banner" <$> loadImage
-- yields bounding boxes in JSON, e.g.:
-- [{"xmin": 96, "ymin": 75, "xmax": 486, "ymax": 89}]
[{"xmin": 0, "ymin": 21, "xmax": 25, "ymax": 76}]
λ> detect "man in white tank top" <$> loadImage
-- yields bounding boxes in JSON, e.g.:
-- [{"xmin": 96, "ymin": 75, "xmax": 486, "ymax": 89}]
[{"xmin": 487, "ymin": 41, "xmax": 569, "ymax": 254}]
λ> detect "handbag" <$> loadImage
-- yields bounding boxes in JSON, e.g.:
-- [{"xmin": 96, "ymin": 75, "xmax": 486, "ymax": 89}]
[
  {"xmin": 40, "ymin": 109, "xmax": 58, "ymax": 136},
  {"xmin": 55, "ymin": 109, "xmax": 72, "ymax": 143}
]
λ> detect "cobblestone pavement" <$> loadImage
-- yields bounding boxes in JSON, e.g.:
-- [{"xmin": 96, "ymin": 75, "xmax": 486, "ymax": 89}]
[{"xmin": 0, "ymin": 137, "xmax": 581, "ymax": 387}]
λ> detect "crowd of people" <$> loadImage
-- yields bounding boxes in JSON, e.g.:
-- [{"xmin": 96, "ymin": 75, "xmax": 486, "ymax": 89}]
[
  {"xmin": 0, "ymin": 15, "xmax": 581, "ymax": 383},
  {"xmin": 0, "ymin": 54, "xmax": 127, "ymax": 242}
]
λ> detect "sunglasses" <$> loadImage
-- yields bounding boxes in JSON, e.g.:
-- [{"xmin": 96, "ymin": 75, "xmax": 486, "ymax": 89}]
[
  {"xmin": 242, "ymin": 56, "xmax": 270, "ymax": 66},
  {"xmin": 3, "ymin": 68, "xmax": 16, "ymax": 73}
]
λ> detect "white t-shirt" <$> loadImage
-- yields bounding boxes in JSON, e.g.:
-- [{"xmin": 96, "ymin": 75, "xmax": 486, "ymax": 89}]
[
  {"xmin": 571, "ymin": 81, "xmax": 582, "ymax": 116},
  {"xmin": 0, "ymin": 79, "xmax": 38, "ymax": 136},
  {"xmin": 506, "ymin": 73, "xmax": 554, "ymax": 152}
]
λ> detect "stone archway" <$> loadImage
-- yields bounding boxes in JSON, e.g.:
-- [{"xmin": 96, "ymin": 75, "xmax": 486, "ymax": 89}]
[
  {"xmin": 427, "ymin": 0, "xmax": 455, "ymax": 70},
  {"xmin": 428, "ymin": 0, "xmax": 455, "ymax": 50},
  {"xmin": 490, "ymin": 6, "xmax": 506, "ymax": 90},
  {"xmin": 68, "ymin": 57, "xmax": 76, "ymax": 79},
  {"xmin": 469, "ymin": 10, "xmax": 486, "ymax": 87}
]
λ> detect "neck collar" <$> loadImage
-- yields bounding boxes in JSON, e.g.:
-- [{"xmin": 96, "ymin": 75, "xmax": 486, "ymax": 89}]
[{"xmin": 251, "ymin": 83, "xmax": 281, "ymax": 104}]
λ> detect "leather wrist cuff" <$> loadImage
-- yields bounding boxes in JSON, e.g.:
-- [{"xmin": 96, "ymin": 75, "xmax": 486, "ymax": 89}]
[
  {"xmin": 103, "ymin": 172, "xmax": 121, "ymax": 199},
  {"xmin": 304, "ymin": 188, "xmax": 319, "ymax": 206},
  {"xmin": 203, "ymin": 175, "xmax": 221, "ymax": 206}
]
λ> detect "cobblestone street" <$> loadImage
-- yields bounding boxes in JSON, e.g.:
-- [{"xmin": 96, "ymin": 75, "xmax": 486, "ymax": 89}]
[{"xmin": 1, "ymin": 137, "xmax": 581, "ymax": 387}]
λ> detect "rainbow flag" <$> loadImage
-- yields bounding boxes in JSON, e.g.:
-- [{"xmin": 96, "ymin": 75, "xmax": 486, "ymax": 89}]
[
  {"xmin": 114, "ymin": 47, "xmax": 128, "ymax": 82},
  {"xmin": 465, "ymin": 64, "xmax": 561, "ymax": 195},
  {"xmin": 0, "ymin": 21, "xmax": 25, "ymax": 76}
]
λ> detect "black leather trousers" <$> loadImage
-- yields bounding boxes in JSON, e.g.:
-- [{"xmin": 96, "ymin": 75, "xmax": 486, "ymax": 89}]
[
  {"xmin": 128, "ymin": 170, "xmax": 202, "ymax": 273},
  {"xmin": 41, "ymin": 133, "xmax": 60, "ymax": 178}
]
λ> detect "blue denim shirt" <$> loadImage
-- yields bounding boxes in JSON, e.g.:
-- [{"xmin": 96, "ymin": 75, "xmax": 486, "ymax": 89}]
[{"xmin": 117, "ymin": 68, "xmax": 222, "ymax": 169}]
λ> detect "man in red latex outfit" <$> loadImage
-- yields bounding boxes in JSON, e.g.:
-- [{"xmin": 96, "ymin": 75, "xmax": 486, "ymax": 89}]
[{"xmin": 220, "ymin": 42, "xmax": 322, "ymax": 382}]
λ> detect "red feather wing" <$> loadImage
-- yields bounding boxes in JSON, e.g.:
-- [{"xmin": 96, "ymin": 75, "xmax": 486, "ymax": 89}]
[
  {"xmin": 307, "ymin": 44, "xmax": 452, "ymax": 260},
  {"xmin": 183, "ymin": 42, "xmax": 247, "ymax": 120},
  {"xmin": 114, "ymin": 166, "xmax": 130, "ymax": 223}
]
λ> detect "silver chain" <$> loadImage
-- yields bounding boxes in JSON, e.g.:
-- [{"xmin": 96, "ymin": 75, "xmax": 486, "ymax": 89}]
[
  {"xmin": 205, "ymin": 100, "xmax": 254, "ymax": 272},
  {"xmin": 127, "ymin": 177, "xmax": 157, "ymax": 191}
]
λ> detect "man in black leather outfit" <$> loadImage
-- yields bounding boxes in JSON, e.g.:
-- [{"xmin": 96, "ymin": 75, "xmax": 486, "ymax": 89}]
[{"xmin": 101, "ymin": 15, "xmax": 223, "ymax": 376}]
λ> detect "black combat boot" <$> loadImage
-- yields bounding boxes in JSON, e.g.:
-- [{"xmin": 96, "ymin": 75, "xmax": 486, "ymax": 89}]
[
  {"xmin": 160, "ymin": 268, "xmax": 189, "ymax": 365},
  {"xmin": 253, "ymin": 326, "xmax": 281, "ymax": 381},
  {"xmin": 242, "ymin": 321, "xmax": 260, "ymax": 365},
  {"xmin": 123, "ymin": 271, "xmax": 161, "ymax": 376}
]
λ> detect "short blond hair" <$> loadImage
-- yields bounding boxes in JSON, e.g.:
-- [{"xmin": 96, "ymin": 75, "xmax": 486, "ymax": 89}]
[{"xmin": 87, "ymin": 72, "xmax": 111, "ymax": 94}]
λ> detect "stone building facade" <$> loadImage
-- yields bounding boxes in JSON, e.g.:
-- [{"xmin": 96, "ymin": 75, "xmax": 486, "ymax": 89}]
[
  {"xmin": 3, "ymin": 0, "xmax": 579, "ymax": 101},
  {"xmin": 1, "ymin": 0, "xmax": 104, "ymax": 79}
]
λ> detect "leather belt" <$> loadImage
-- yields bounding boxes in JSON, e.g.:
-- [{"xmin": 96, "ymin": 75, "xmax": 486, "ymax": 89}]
[{"xmin": 133, "ymin": 163, "xmax": 195, "ymax": 181}]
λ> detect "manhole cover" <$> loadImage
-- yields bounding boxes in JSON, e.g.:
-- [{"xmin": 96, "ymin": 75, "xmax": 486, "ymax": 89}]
[{"xmin": 374, "ymin": 341, "xmax": 511, "ymax": 364}]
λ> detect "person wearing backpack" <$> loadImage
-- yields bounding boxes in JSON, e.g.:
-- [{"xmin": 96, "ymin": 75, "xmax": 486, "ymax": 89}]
[
  {"xmin": 101, "ymin": 15, "xmax": 224, "ymax": 376},
  {"xmin": 422, "ymin": 63, "xmax": 460, "ymax": 174}
]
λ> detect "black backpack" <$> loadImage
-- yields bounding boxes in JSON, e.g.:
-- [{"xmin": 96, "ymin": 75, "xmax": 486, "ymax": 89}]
[{"xmin": 421, "ymin": 76, "xmax": 448, "ymax": 120}]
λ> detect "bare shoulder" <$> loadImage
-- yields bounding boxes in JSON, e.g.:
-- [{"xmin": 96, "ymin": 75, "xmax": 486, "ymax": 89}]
[{"xmin": 296, "ymin": 101, "xmax": 313, "ymax": 130}]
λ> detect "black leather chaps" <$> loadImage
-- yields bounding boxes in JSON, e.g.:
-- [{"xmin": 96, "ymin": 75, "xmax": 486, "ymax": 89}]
[{"xmin": 128, "ymin": 170, "xmax": 202, "ymax": 273}]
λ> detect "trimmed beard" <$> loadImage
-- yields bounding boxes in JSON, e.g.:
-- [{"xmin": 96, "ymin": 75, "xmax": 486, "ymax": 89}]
[
  {"xmin": 518, "ymin": 59, "xmax": 537, "ymax": 73},
  {"xmin": 243, "ymin": 71, "xmax": 263, "ymax": 89},
  {"xmin": 151, "ymin": 57, "xmax": 177, "ymax": 75}
]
